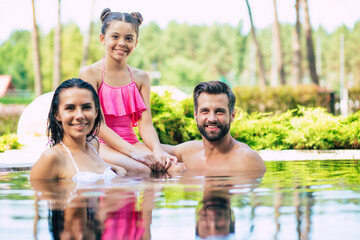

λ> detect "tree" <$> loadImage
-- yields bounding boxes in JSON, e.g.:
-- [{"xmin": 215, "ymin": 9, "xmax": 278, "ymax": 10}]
[
  {"xmin": 0, "ymin": 31, "xmax": 32, "ymax": 89},
  {"xmin": 53, "ymin": 0, "xmax": 61, "ymax": 90},
  {"xmin": 31, "ymin": 0, "xmax": 43, "ymax": 96},
  {"xmin": 81, "ymin": 0, "xmax": 95, "ymax": 68},
  {"xmin": 291, "ymin": 0, "xmax": 303, "ymax": 86},
  {"xmin": 272, "ymin": 0, "xmax": 285, "ymax": 85},
  {"xmin": 245, "ymin": 0, "xmax": 267, "ymax": 88},
  {"xmin": 301, "ymin": 0, "xmax": 319, "ymax": 85}
]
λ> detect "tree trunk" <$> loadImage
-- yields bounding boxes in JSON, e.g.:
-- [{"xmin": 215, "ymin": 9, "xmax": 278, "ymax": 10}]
[
  {"xmin": 31, "ymin": 0, "xmax": 42, "ymax": 96},
  {"xmin": 245, "ymin": 0, "xmax": 267, "ymax": 88},
  {"xmin": 301, "ymin": 0, "xmax": 319, "ymax": 85},
  {"xmin": 53, "ymin": 0, "xmax": 61, "ymax": 90},
  {"xmin": 272, "ymin": 0, "xmax": 285, "ymax": 85},
  {"xmin": 81, "ymin": 0, "xmax": 95, "ymax": 68},
  {"xmin": 291, "ymin": 0, "xmax": 303, "ymax": 86}
]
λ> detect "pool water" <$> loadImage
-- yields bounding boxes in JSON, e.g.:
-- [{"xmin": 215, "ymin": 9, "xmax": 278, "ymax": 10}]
[{"xmin": 1, "ymin": 160, "xmax": 360, "ymax": 240}]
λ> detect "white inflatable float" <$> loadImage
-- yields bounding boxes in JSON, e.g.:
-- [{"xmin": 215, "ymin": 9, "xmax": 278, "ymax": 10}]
[{"xmin": 17, "ymin": 91, "xmax": 54, "ymax": 148}]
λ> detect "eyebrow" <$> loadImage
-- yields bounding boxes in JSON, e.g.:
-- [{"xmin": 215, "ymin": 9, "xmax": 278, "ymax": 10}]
[
  {"xmin": 63, "ymin": 102, "xmax": 93, "ymax": 106},
  {"xmin": 110, "ymin": 32, "xmax": 135, "ymax": 37}
]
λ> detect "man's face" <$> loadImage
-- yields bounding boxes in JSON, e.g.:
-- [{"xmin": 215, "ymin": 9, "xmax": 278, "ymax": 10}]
[
  {"xmin": 196, "ymin": 196, "xmax": 232, "ymax": 238},
  {"xmin": 194, "ymin": 93, "xmax": 235, "ymax": 142}
]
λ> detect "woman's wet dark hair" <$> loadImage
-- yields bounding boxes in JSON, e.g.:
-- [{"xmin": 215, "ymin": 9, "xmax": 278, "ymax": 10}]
[
  {"xmin": 193, "ymin": 81, "xmax": 236, "ymax": 114},
  {"xmin": 47, "ymin": 78, "xmax": 103, "ymax": 146},
  {"xmin": 100, "ymin": 8, "xmax": 143, "ymax": 38}
]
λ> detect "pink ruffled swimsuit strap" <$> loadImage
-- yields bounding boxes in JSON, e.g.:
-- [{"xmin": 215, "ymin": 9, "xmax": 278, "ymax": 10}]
[{"xmin": 102, "ymin": 58, "xmax": 134, "ymax": 85}]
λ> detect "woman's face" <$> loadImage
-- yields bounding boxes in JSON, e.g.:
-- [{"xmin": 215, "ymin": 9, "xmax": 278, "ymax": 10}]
[
  {"xmin": 55, "ymin": 88, "xmax": 97, "ymax": 141},
  {"xmin": 100, "ymin": 20, "xmax": 138, "ymax": 62}
]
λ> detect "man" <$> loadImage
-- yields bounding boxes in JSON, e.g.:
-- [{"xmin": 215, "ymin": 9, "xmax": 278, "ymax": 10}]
[{"xmin": 167, "ymin": 81, "xmax": 266, "ymax": 172}]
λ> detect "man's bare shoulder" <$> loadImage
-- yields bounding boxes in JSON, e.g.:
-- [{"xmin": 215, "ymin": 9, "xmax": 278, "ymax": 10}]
[
  {"xmin": 177, "ymin": 140, "xmax": 203, "ymax": 151},
  {"xmin": 231, "ymin": 141, "xmax": 267, "ymax": 171}
]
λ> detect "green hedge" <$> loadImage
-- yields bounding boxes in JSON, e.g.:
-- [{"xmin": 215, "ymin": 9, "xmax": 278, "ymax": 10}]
[
  {"xmin": 146, "ymin": 93, "xmax": 360, "ymax": 150},
  {"xmin": 232, "ymin": 84, "xmax": 335, "ymax": 114}
]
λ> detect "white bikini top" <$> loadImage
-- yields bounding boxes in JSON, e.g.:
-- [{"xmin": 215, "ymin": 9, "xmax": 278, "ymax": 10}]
[{"xmin": 60, "ymin": 142, "xmax": 117, "ymax": 182}]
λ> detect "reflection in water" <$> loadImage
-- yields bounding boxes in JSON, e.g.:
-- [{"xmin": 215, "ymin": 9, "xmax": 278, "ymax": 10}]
[
  {"xmin": 195, "ymin": 190, "xmax": 235, "ymax": 239},
  {"xmin": 31, "ymin": 179, "xmax": 156, "ymax": 240},
  {"xmin": 16, "ymin": 160, "xmax": 360, "ymax": 239}
]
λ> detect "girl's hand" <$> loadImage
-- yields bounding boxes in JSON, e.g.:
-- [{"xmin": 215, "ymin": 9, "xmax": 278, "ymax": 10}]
[
  {"xmin": 152, "ymin": 148, "xmax": 178, "ymax": 171},
  {"xmin": 130, "ymin": 148, "xmax": 158, "ymax": 170}
]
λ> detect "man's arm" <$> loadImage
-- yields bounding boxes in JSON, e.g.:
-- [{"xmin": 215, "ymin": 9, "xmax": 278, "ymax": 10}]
[
  {"xmin": 162, "ymin": 144, "xmax": 182, "ymax": 162},
  {"xmin": 162, "ymin": 143, "xmax": 188, "ymax": 172}
]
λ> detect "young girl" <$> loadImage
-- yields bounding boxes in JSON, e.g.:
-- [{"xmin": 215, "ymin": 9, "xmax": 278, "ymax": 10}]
[
  {"xmin": 30, "ymin": 78, "xmax": 125, "ymax": 180},
  {"xmin": 79, "ymin": 8, "xmax": 175, "ymax": 173}
]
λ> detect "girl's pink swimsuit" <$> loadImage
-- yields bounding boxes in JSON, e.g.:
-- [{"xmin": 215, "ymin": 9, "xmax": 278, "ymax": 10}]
[{"xmin": 98, "ymin": 64, "xmax": 146, "ymax": 144}]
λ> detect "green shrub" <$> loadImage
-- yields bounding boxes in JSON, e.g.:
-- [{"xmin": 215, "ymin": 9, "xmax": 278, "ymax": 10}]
[
  {"xmin": 144, "ymin": 92, "xmax": 360, "ymax": 150},
  {"xmin": 233, "ymin": 85, "xmax": 335, "ymax": 114},
  {"xmin": 0, "ymin": 134, "xmax": 22, "ymax": 152}
]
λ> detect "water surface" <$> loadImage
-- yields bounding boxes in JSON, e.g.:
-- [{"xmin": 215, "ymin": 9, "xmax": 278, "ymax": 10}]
[{"xmin": 1, "ymin": 160, "xmax": 359, "ymax": 239}]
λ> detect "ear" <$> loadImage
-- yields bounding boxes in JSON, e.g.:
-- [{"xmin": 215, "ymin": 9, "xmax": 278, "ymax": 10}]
[
  {"xmin": 100, "ymin": 34, "xmax": 105, "ymax": 45},
  {"xmin": 55, "ymin": 112, "xmax": 61, "ymax": 122},
  {"xmin": 194, "ymin": 110, "xmax": 197, "ymax": 121},
  {"xmin": 230, "ymin": 111, "xmax": 235, "ymax": 123},
  {"xmin": 135, "ymin": 38, "xmax": 138, "ymax": 47}
]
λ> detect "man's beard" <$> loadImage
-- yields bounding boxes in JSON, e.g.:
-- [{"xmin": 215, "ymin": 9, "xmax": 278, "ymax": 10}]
[{"xmin": 197, "ymin": 121, "xmax": 231, "ymax": 142}]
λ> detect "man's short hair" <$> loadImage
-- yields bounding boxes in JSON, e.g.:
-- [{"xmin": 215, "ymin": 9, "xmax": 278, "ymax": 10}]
[{"xmin": 193, "ymin": 81, "xmax": 236, "ymax": 113}]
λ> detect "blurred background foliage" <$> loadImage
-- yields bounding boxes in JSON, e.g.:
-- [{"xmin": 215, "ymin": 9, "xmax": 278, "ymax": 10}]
[{"xmin": 1, "ymin": 20, "xmax": 360, "ymax": 95}]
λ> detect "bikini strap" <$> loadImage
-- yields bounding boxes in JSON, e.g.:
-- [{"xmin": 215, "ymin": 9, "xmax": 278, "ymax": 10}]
[
  {"xmin": 60, "ymin": 142, "xmax": 80, "ymax": 173},
  {"xmin": 87, "ymin": 142, "xmax": 109, "ymax": 167}
]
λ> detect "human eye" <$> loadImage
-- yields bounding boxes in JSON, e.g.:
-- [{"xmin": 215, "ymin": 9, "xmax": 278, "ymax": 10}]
[
  {"xmin": 200, "ymin": 109, "xmax": 209, "ymax": 114},
  {"xmin": 65, "ymin": 105, "xmax": 74, "ymax": 110},
  {"xmin": 216, "ymin": 109, "xmax": 226, "ymax": 115},
  {"xmin": 112, "ymin": 35, "xmax": 118, "ymax": 39},
  {"xmin": 83, "ymin": 104, "xmax": 93, "ymax": 110},
  {"xmin": 126, "ymin": 36, "xmax": 134, "ymax": 41}
]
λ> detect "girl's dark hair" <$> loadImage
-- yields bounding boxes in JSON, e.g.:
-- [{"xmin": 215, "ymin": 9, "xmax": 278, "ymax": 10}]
[
  {"xmin": 48, "ymin": 78, "xmax": 103, "ymax": 146},
  {"xmin": 100, "ymin": 8, "xmax": 143, "ymax": 37},
  {"xmin": 193, "ymin": 81, "xmax": 236, "ymax": 114}
]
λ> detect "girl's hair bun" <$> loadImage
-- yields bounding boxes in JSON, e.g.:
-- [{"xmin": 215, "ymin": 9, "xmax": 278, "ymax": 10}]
[
  {"xmin": 131, "ymin": 12, "xmax": 143, "ymax": 26},
  {"xmin": 100, "ymin": 8, "xmax": 112, "ymax": 23}
]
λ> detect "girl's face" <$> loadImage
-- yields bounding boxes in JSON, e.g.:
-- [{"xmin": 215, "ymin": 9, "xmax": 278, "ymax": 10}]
[
  {"xmin": 100, "ymin": 21, "xmax": 138, "ymax": 61},
  {"xmin": 55, "ymin": 88, "xmax": 97, "ymax": 141}
]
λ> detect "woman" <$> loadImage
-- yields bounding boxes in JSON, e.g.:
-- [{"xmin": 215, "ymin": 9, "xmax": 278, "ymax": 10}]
[{"xmin": 30, "ymin": 78, "xmax": 125, "ymax": 180}]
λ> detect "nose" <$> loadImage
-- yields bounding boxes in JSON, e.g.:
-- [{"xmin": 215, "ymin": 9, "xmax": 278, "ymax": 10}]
[
  {"xmin": 117, "ymin": 38, "xmax": 126, "ymax": 46},
  {"xmin": 207, "ymin": 111, "xmax": 217, "ymax": 122},
  {"xmin": 75, "ymin": 108, "xmax": 85, "ymax": 120}
]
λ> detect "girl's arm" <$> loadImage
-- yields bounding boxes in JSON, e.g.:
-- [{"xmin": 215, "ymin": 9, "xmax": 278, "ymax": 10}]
[
  {"xmin": 136, "ymin": 71, "xmax": 177, "ymax": 170},
  {"xmin": 79, "ymin": 66, "xmax": 156, "ymax": 168}
]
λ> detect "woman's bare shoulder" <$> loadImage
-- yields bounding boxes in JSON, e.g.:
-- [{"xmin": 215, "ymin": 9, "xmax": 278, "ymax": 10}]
[{"xmin": 30, "ymin": 145, "xmax": 66, "ymax": 179}]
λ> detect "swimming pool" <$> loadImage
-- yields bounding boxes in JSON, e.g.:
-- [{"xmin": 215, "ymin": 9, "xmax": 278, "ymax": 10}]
[{"xmin": 1, "ymin": 160, "xmax": 359, "ymax": 239}]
